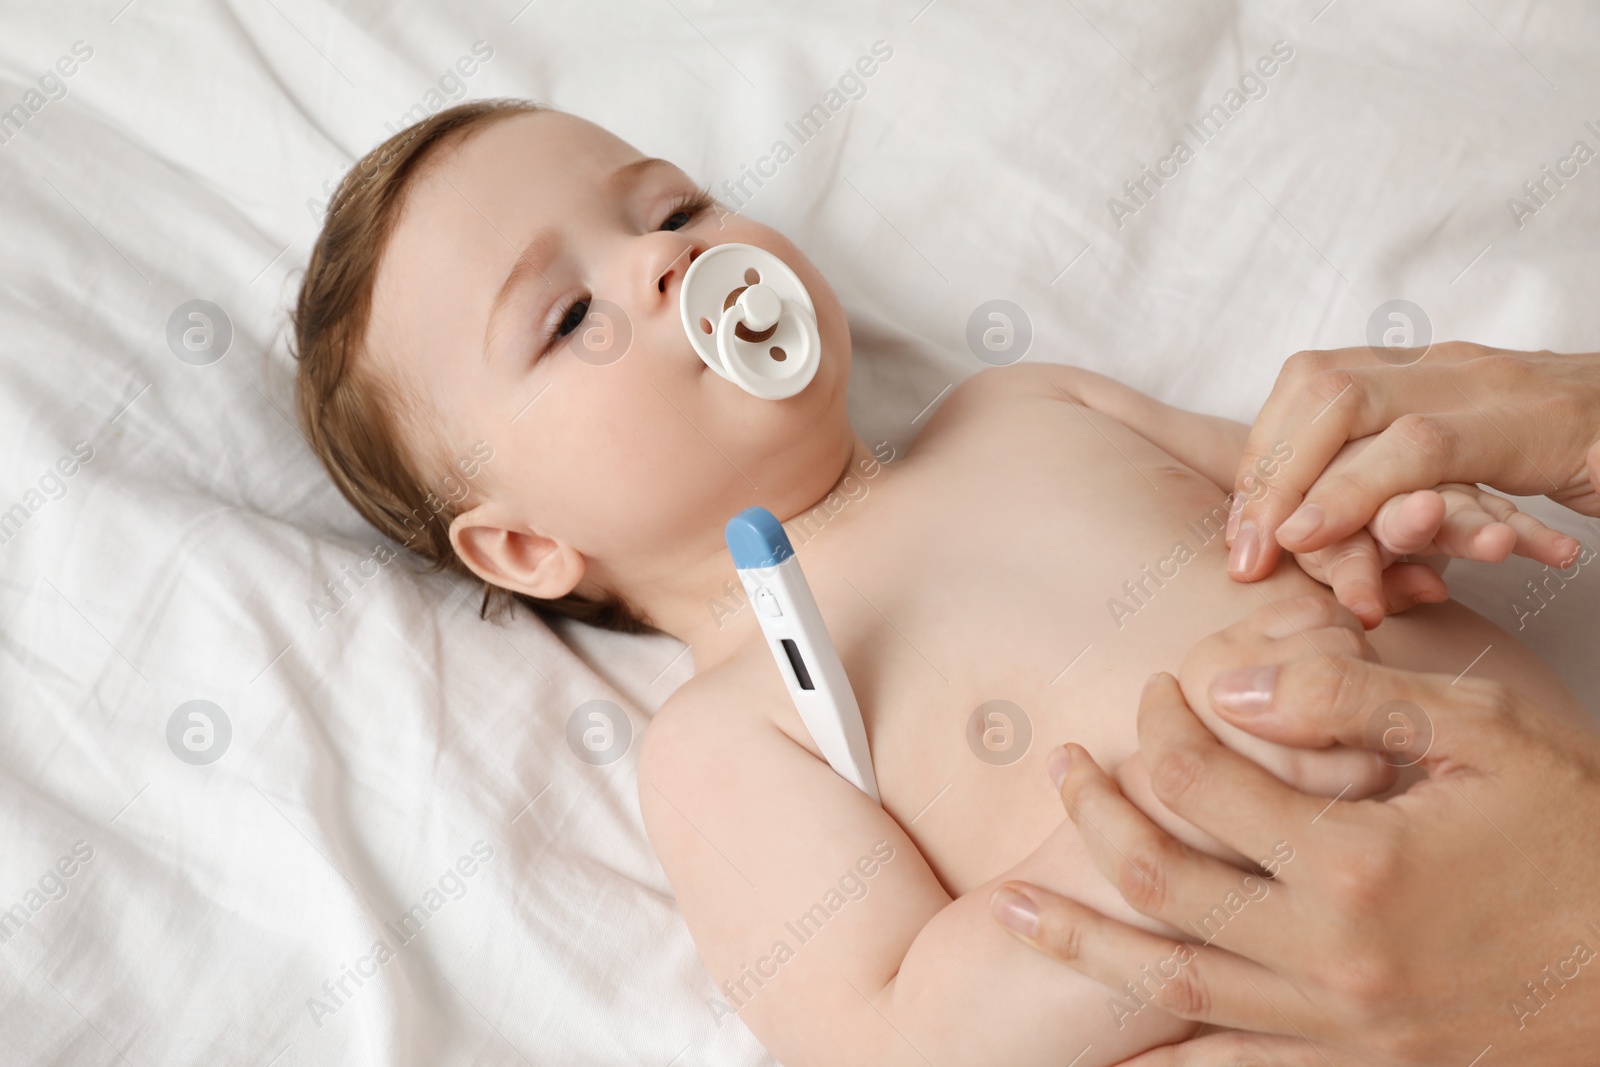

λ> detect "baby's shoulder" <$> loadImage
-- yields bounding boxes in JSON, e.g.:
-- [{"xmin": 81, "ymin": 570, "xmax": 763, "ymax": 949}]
[
  {"xmin": 907, "ymin": 364, "xmax": 1090, "ymax": 453},
  {"xmin": 637, "ymin": 658, "xmax": 794, "ymax": 794},
  {"xmin": 635, "ymin": 657, "xmax": 854, "ymax": 875},
  {"xmin": 929, "ymin": 363, "xmax": 1090, "ymax": 425}
]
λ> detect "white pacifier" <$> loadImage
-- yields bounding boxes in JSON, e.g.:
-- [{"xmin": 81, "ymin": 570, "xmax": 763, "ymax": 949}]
[{"xmin": 679, "ymin": 243, "xmax": 821, "ymax": 400}]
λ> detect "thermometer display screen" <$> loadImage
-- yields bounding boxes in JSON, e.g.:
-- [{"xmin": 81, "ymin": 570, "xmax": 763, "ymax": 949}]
[{"xmin": 779, "ymin": 638, "xmax": 815, "ymax": 691}]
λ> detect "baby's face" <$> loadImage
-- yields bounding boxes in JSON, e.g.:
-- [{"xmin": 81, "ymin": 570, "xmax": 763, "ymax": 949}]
[{"xmin": 368, "ymin": 110, "xmax": 854, "ymax": 600}]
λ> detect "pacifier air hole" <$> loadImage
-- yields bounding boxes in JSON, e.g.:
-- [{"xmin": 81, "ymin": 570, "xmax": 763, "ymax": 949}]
[
  {"xmin": 699, "ymin": 318, "xmax": 713, "ymax": 334},
  {"xmin": 744, "ymin": 268, "xmax": 760, "ymax": 284},
  {"xmin": 770, "ymin": 347, "xmax": 786, "ymax": 361}
]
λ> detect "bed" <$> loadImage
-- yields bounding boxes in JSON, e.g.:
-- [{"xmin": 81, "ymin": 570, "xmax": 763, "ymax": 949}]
[{"xmin": 3, "ymin": 1, "xmax": 1597, "ymax": 1063}]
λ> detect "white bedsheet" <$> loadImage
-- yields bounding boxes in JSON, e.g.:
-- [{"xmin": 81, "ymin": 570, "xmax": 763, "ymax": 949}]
[{"xmin": 2, "ymin": 1, "xmax": 1597, "ymax": 1064}]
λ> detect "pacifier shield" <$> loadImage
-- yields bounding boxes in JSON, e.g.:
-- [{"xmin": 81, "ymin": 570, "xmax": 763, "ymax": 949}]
[{"xmin": 679, "ymin": 243, "xmax": 820, "ymax": 400}]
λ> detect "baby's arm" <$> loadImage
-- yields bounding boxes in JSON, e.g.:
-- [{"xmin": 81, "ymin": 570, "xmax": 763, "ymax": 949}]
[
  {"xmin": 1030, "ymin": 363, "xmax": 1575, "ymax": 617},
  {"xmin": 638, "ymin": 684, "xmax": 1196, "ymax": 1067},
  {"xmin": 1024, "ymin": 364, "xmax": 1252, "ymax": 491}
]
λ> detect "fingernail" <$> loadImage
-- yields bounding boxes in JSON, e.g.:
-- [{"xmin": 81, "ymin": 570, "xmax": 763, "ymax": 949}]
[
  {"xmin": 1047, "ymin": 745, "xmax": 1073, "ymax": 790},
  {"xmin": 990, "ymin": 887, "xmax": 1039, "ymax": 937},
  {"xmin": 1210, "ymin": 664, "xmax": 1277, "ymax": 715},
  {"xmin": 1558, "ymin": 538, "xmax": 1582, "ymax": 568},
  {"xmin": 1226, "ymin": 493, "xmax": 1244, "ymax": 542},
  {"xmin": 1351, "ymin": 599, "xmax": 1380, "ymax": 621},
  {"xmin": 1228, "ymin": 521, "xmax": 1260, "ymax": 576},
  {"xmin": 1277, "ymin": 503, "xmax": 1324, "ymax": 544}
]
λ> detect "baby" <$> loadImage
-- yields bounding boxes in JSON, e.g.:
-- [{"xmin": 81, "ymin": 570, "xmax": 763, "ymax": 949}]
[{"xmin": 292, "ymin": 100, "xmax": 1589, "ymax": 1065}]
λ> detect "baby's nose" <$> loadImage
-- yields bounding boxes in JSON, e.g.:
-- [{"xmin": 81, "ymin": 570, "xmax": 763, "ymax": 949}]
[{"xmin": 655, "ymin": 244, "xmax": 699, "ymax": 301}]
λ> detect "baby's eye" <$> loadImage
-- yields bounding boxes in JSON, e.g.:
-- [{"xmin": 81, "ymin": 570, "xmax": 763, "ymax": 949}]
[
  {"xmin": 546, "ymin": 296, "xmax": 590, "ymax": 350},
  {"xmin": 659, "ymin": 187, "xmax": 715, "ymax": 232}
]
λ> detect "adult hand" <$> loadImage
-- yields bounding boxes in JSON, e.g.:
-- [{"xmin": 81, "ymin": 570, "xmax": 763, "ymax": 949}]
[
  {"xmin": 1226, "ymin": 342, "xmax": 1600, "ymax": 595},
  {"xmin": 988, "ymin": 596, "xmax": 1600, "ymax": 1066},
  {"xmin": 1282, "ymin": 473, "xmax": 1582, "ymax": 629}
]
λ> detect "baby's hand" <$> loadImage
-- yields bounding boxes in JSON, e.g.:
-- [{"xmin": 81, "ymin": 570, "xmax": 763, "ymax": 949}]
[
  {"xmin": 1364, "ymin": 481, "xmax": 1580, "ymax": 564},
  {"xmin": 1116, "ymin": 596, "xmax": 1395, "ymax": 868},
  {"xmin": 1290, "ymin": 482, "xmax": 1581, "ymax": 629},
  {"xmin": 1177, "ymin": 594, "xmax": 1393, "ymax": 791}
]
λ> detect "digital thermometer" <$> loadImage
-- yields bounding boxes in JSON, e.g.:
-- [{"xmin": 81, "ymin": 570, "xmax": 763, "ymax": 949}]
[{"xmin": 725, "ymin": 507, "xmax": 879, "ymax": 803}]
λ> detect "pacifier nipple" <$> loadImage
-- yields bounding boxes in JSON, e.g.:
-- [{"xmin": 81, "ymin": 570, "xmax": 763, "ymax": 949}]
[
  {"xmin": 679, "ymin": 244, "xmax": 821, "ymax": 400},
  {"xmin": 736, "ymin": 285, "xmax": 781, "ymax": 333}
]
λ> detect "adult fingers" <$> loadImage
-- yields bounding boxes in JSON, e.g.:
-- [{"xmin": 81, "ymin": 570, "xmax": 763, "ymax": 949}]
[
  {"xmin": 1276, "ymin": 410, "xmax": 1538, "ymax": 553},
  {"xmin": 1205, "ymin": 650, "xmax": 1517, "ymax": 768},
  {"xmin": 1110, "ymin": 1030, "xmax": 1362, "ymax": 1067},
  {"xmin": 1175, "ymin": 596, "xmax": 1395, "ymax": 799},
  {"xmin": 1587, "ymin": 439, "xmax": 1600, "ymax": 512},
  {"xmin": 1054, "ymin": 743, "xmax": 1287, "ymax": 954},
  {"xmin": 1232, "ymin": 591, "xmax": 1368, "ymax": 642},
  {"xmin": 1230, "ymin": 349, "xmax": 1489, "ymax": 579},
  {"xmin": 1135, "ymin": 673, "xmax": 1334, "ymax": 860},
  {"xmin": 1240, "ymin": 344, "xmax": 1600, "ymax": 562},
  {"xmin": 988, "ymin": 881, "xmax": 1307, "ymax": 1035}
]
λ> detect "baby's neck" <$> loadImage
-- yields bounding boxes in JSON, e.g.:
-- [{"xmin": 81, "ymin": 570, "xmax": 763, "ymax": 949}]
[{"xmin": 667, "ymin": 434, "xmax": 888, "ymax": 675}]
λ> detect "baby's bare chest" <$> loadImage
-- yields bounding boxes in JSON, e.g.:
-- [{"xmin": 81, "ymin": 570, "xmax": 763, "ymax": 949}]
[{"xmin": 791, "ymin": 389, "xmax": 1305, "ymax": 892}]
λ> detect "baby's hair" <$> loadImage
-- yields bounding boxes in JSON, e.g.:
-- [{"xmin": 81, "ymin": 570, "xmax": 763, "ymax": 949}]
[{"xmin": 291, "ymin": 98, "xmax": 652, "ymax": 633}]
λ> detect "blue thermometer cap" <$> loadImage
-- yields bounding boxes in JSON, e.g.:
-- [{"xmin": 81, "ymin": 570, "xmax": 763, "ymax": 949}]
[{"xmin": 726, "ymin": 507, "xmax": 795, "ymax": 570}]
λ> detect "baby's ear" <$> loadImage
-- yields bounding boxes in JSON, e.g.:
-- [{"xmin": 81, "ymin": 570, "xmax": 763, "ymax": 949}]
[{"xmin": 448, "ymin": 505, "xmax": 586, "ymax": 600}]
